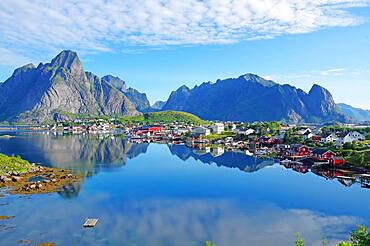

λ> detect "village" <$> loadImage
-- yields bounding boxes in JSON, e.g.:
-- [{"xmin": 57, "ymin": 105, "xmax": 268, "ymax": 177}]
[
  {"xmin": 55, "ymin": 118, "xmax": 370, "ymax": 190},
  {"xmin": 39, "ymin": 118, "xmax": 370, "ymax": 169}
]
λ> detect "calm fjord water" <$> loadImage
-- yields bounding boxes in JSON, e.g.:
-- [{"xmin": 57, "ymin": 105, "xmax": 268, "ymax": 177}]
[{"xmin": 0, "ymin": 132, "xmax": 369, "ymax": 246}]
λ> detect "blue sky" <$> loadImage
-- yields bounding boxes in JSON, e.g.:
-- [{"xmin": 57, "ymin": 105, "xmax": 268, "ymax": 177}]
[{"xmin": 0, "ymin": 1, "xmax": 369, "ymax": 108}]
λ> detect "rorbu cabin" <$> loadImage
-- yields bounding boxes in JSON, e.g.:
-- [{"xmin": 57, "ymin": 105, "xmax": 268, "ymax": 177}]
[
  {"xmin": 311, "ymin": 148, "xmax": 336, "ymax": 161},
  {"xmin": 286, "ymin": 144, "xmax": 311, "ymax": 158},
  {"xmin": 134, "ymin": 125, "xmax": 163, "ymax": 135}
]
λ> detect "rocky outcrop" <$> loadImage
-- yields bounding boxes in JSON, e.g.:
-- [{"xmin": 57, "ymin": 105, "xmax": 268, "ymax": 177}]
[{"xmin": 0, "ymin": 50, "xmax": 140, "ymax": 123}]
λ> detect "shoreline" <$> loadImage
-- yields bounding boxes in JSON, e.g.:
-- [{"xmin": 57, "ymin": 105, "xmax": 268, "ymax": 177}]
[{"xmin": 0, "ymin": 163, "xmax": 83, "ymax": 195}]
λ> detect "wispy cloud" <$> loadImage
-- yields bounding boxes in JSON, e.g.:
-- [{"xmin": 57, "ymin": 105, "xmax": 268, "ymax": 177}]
[
  {"xmin": 0, "ymin": 0, "xmax": 369, "ymax": 65},
  {"xmin": 264, "ymin": 67, "xmax": 348, "ymax": 81},
  {"xmin": 320, "ymin": 68, "xmax": 346, "ymax": 76}
]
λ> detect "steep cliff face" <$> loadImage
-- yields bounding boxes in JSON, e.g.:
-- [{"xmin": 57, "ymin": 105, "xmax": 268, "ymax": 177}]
[
  {"xmin": 101, "ymin": 75, "xmax": 151, "ymax": 112},
  {"xmin": 0, "ymin": 50, "xmax": 140, "ymax": 123},
  {"xmin": 163, "ymin": 74, "xmax": 347, "ymax": 123}
]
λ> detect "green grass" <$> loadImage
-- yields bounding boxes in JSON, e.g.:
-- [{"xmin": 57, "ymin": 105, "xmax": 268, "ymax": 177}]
[
  {"xmin": 119, "ymin": 111, "xmax": 207, "ymax": 125},
  {"xmin": 339, "ymin": 149, "xmax": 370, "ymax": 167},
  {"xmin": 360, "ymin": 140, "xmax": 370, "ymax": 145},
  {"xmin": 0, "ymin": 154, "xmax": 32, "ymax": 174}
]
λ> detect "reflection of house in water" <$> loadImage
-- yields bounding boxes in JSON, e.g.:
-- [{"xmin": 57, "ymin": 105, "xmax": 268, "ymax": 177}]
[
  {"xmin": 310, "ymin": 167, "xmax": 364, "ymax": 188},
  {"xmin": 168, "ymin": 144, "xmax": 276, "ymax": 173},
  {"xmin": 211, "ymin": 147, "xmax": 224, "ymax": 157}
]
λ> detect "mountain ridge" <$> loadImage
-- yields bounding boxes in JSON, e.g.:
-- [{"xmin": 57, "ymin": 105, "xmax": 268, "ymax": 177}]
[
  {"xmin": 163, "ymin": 73, "xmax": 347, "ymax": 123},
  {"xmin": 337, "ymin": 103, "xmax": 370, "ymax": 122},
  {"xmin": 0, "ymin": 50, "xmax": 357, "ymax": 124}
]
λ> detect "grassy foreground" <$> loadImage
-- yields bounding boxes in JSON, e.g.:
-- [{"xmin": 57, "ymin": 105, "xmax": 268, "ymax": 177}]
[
  {"xmin": 119, "ymin": 111, "xmax": 207, "ymax": 125},
  {"xmin": 0, "ymin": 153, "xmax": 31, "ymax": 174}
]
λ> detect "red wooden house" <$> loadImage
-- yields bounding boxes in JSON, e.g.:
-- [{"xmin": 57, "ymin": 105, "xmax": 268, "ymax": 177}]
[
  {"xmin": 311, "ymin": 148, "xmax": 336, "ymax": 161},
  {"xmin": 286, "ymin": 144, "xmax": 311, "ymax": 158},
  {"xmin": 287, "ymin": 144, "xmax": 311, "ymax": 157},
  {"xmin": 134, "ymin": 125, "xmax": 163, "ymax": 135}
]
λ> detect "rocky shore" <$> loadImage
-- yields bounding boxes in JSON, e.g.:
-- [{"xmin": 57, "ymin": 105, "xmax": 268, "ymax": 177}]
[{"xmin": 0, "ymin": 164, "xmax": 82, "ymax": 195}]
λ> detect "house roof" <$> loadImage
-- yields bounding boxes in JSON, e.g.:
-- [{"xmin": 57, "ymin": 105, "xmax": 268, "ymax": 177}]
[
  {"xmin": 312, "ymin": 148, "xmax": 335, "ymax": 155},
  {"xmin": 322, "ymin": 132, "xmax": 334, "ymax": 138},
  {"xmin": 336, "ymin": 132, "xmax": 349, "ymax": 138}
]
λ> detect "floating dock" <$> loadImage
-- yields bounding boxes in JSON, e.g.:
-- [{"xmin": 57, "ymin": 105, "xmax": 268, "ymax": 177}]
[{"xmin": 83, "ymin": 218, "xmax": 98, "ymax": 227}]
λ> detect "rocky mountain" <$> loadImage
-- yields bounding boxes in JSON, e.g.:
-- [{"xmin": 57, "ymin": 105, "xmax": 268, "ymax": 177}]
[
  {"xmin": 101, "ymin": 75, "xmax": 151, "ymax": 112},
  {"xmin": 0, "ymin": 50, "xmax": 140, "ymax": 123},
  {"xmin": 151, "ymin": 101, "xmax": 166, "ymax": 110},
  {"xmin": 337, "ymin": 103, "xmax": 370, "ymax": 122},
  {"xmin": 163, "ymin": 74, "xmax": 347, "ymax": 123}
]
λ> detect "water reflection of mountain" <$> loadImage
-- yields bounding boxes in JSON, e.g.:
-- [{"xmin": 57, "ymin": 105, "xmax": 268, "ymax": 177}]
[
  {"xmin": 37, "ymin": 134, "xmax": 149, "ymax": 177},
  {"xmin": 167, "ymin": 144, "xmax": 276, "ymax": 173},
  {"xmin": 0, "ymin": 132, "xmax": 149, "ymax": 177}
]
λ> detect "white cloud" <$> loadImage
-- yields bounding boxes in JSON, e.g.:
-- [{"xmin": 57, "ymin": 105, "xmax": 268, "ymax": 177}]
[
  {"xmin": 0, "ymin": 47, "xmax": 33, "ymax": 66},
  {"xmin": 265, "ymin": 67, "xmax": 347, "ymax": 82},
  {"xmin": 0, "ymin": 0, "xmax": 369, "ymax": 65},
  {"xmin": 320, "ymin": 68, "xmax": 346, "ymax": 76}
]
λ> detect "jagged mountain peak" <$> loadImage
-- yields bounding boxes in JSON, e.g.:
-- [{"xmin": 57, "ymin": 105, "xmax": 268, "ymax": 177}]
[
  {"xmin": 177, "ymin": 85, "xmax": 190, "ymax": 91},
  {"xmin": 0, "ymin": 50, "xmax": 140, "ymax": 123},
  {"xmin": 49, "ymin": 50, "xmax": 82, "ymax": 72},
  {"xmin": 163, "ymin": 73, "xmax": 346, "ymax": 123},
  {"xmin": 102, "ymin": 75, "xmax": 122, "ymax": 81},
  {"xmin": 309, "ymin": 84, "xmax": 329, "ymax": 94},
  {"xmin": 12, "ymin": 63, "xmax": 35, "ymax": 76},
  {"xmin": 239, "ymin": 73, "xmax": 276, "ymax": 87},
  {"xmin": 101, "ymin": 75, "xmax": 151, "ymax": 112},
  {"xmin": 102, "ymin": 75, "xmax": 127, "ymax": 92}
]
